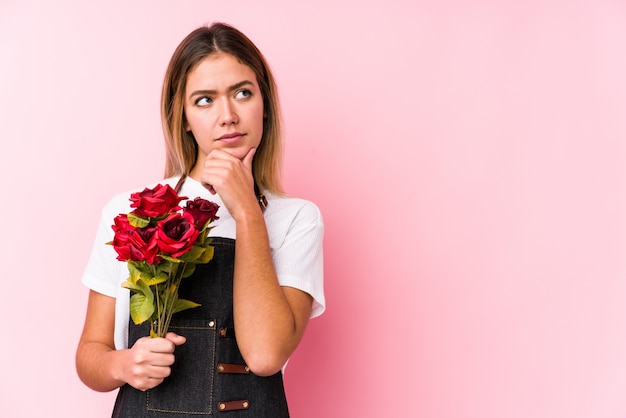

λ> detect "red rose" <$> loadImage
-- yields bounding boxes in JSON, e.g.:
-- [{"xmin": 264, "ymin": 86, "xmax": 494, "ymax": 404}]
[
  {"xmin": 112, "ymin": 223, "xmax": 160, "ymax": 264},
  {"xmin": 112, "ymin": 214, "xmax": 134, "ymax": 234},
  {"xmin": 112, "ymin": 231, "xmax": 132, "ymax": 261},
  {"xmin": 131, "ymin": 227, "xmax": 161, "ymax": 264},
  {"xmin": 111, "ymin": 215, "xmax": 134, "ymax": 261},
  {"xmin": 130, "ymin": 184, "xmax": 186, "ymax": 218},
  {"xmin": 156, "ymin": 212, "xmax": 199, "ymax": 258},
  {"xmin": 183, "ymin": 197, "xmax": 220, "ymax": 228}
]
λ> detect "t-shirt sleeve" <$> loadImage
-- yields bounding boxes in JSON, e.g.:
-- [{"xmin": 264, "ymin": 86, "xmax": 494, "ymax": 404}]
[
  {"xmin": 272, "ymin": 201, "xmax": 326, "ymax": 318},
  {"xmin": 81, "ymin": 195, "xmax": 129, "ymax": 297}
]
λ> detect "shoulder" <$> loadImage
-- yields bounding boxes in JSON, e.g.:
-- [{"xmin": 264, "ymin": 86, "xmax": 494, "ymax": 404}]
[
  {"xmin": 263, "ymin": 193, "xmax": 324, "ymax": 250},
  {"xmin": 264, "ymin": 193, "xmax": 323, "ymax": 226}
]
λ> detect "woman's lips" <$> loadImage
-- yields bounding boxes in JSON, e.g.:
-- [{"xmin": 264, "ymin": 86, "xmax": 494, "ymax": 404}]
[{"xmin": 217, "ymin": 132, "xmax": 245, "ymax": 144}]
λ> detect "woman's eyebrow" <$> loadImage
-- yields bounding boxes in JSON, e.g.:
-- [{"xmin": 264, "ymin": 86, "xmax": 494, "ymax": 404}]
[
  {"xmin": 228, "ymin": 80, "xmax": 254, "ymax": 92},
  {"xmin": 189, "ymin": 80, "xmax": 254, "ymax": 97}
]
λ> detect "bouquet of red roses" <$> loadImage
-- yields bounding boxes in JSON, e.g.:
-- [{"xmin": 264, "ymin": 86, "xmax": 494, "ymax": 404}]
[{"xmin": 109, "ymin": 183, "xmax": 219, "ymax": 338}]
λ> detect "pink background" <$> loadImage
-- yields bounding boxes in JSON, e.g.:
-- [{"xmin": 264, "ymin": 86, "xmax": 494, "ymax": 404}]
[{"xmin": 1, "ymin": 0, "xmax": 626, "ymax": 417}]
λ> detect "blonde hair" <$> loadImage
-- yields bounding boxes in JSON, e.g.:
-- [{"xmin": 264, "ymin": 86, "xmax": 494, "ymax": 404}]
[{"xmin": 161, "ymin": 22, "xmax": 283, "ymax": 193}]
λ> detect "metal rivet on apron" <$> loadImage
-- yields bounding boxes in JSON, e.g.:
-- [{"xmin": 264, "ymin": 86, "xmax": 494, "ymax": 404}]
[
  {"xmin": 217, "ymin": 363, "xmax": 250, "ymax": 374},
  {"xmin": 208, "ymin": 320, "xmax": 215, "ymax": 327},
  {"xmin": 217, "ymin": 400, "xmax": 250, "ymax": 411}
]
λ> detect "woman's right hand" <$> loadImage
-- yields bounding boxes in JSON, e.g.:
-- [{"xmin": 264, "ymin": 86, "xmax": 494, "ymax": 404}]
[
  {"xmin": 120, "ymin": 332, "xmax": 186, "ymax": 391},
  {"xmin": 76, "ymin": 291, "xmax": 186, "ymax": 393}
]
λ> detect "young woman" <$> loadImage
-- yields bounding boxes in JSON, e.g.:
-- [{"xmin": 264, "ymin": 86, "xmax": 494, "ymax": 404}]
[{"xmin": 76, "ymin": 22, "xmax": 325, "ymax": 417}]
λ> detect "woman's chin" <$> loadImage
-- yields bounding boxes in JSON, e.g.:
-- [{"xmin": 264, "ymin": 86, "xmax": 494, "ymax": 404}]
[{"xmin": 221, "ymin": 146, "xmax": 250, "ymax": 160}]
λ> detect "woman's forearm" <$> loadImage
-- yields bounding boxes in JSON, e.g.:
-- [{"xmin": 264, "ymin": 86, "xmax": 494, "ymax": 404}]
[
  {"xmin": 76, "ymin": 341, "xmax": 128, "ymax": 392},
  {"xmin": 233, "ymin": 207, "xmax": 312, "ymax": 376}
]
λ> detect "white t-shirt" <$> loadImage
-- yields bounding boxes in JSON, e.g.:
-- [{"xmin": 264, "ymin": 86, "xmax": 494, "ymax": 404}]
[{"xmin": 82, "ymin": 176, "xmax": 325, "ymax": 350}]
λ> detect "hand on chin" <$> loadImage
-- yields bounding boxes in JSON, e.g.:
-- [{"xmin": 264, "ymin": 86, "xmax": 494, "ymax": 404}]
[{"xmin": 218, "ymin": 146, "xmax": 248, "ymax": 161}]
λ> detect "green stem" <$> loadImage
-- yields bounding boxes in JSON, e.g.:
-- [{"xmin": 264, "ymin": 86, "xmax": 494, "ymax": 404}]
[
  {"xmin": 159, "ymin": 262, "xmax": 173, "ymax": 337},
  {"xmin": 150, "ymin": 264, "xmax": 159, "ymax": 337},
  {"xmin": 162, "ymin": 262, "xmax": 187, "ymax": 336}
]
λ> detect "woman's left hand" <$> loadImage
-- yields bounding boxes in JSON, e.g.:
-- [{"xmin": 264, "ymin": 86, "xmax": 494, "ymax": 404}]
[{"xmin": 198, "ymin": 147, "xmax": 259, "ymax": 220}]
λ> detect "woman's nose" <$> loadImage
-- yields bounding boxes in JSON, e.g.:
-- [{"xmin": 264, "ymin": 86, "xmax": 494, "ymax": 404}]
[{"xmin": 218, "ymin": 98, "xmax": 238, "ymax": 126}]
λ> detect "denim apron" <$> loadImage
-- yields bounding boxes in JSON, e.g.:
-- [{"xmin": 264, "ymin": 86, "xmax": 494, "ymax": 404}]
[{"xmin": 112, "ymin": 179, "xmax": 289, "ymax": 417}]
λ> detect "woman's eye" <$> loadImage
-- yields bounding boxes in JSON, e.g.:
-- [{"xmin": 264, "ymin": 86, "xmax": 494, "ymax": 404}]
[
  {"xmin": 235, "ymin": 89, "xmax": 251, "ymax": 99},
  {"xmin": 195, "ymin": 97, "xmax": 213, "ymax": 106}
]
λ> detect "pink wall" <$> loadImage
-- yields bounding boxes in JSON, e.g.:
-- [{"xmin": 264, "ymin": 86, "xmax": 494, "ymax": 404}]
[{"xmin": 1, "ymin": 0, "xmax": 625, "ymax": 416}]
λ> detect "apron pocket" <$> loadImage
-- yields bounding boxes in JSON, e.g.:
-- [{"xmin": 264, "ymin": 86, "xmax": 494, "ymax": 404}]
[{"xmin": 146, "ymin": 319, "xmax": 217, "ymax": 415}]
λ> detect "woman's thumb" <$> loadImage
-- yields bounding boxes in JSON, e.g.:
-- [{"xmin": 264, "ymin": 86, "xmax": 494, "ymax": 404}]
[
  {"xmin": 243, "ymin": 147, "xmax": 256, "ymax": 169},
  {"xmin": 165, "ymin": 332, "xmax": 186, "ymax": 346}
]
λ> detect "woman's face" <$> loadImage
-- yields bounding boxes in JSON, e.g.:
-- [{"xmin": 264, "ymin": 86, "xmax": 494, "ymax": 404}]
[{"xmin": 184, "ymin": 53, "xmax": 264, "ymax": 163}]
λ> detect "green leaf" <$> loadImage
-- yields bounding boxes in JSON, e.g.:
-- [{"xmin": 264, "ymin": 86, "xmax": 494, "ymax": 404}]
[
  {"xmin": 121, "ymin": 274, "xmax": 152, "ymax": 295},
  {"xmin": 123, "ymin": 277, "xmax": 155, "ymax": 325},
  {"xmin": 179, "ymin": 246, "xmax": 204, "ymax": 262},
  {"xmin": 127, "ymin": 262, "xmax": 153, "ymax": 284},
  {"xmin": 166, "ymin": 283, "xmax": 178, "ymax": 297},
  {"xmin": 161, "ymin": 254, "xmax": 182, "ymax": 263},
  {"xmin": 129, "ymin": 293, "xmax": 155, "ymax": 324},
  {"xmin": 197, "ymin": 245, "xmax": 215, "ymax": 264},
  {"xmin": 194, "ymin": 231, "xmax": 208, "ymax": 246},
  {"xmin": 172, "ymin": 298, "xmax": 201, "ymax": 314},
  {"xmin": 128, "ymin": 212, "xmax": 151, "ymax": 228},
  {"xmin": 121, "ymin": 279, "xmax": 143, "ymax": 293},
  {"xmin": 143, "ymin": 272, "xmax": 168, "ymax": 286},
  {"xmin": 158, "ymin": 261, "xmax": 176, "ymax": 274}
]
